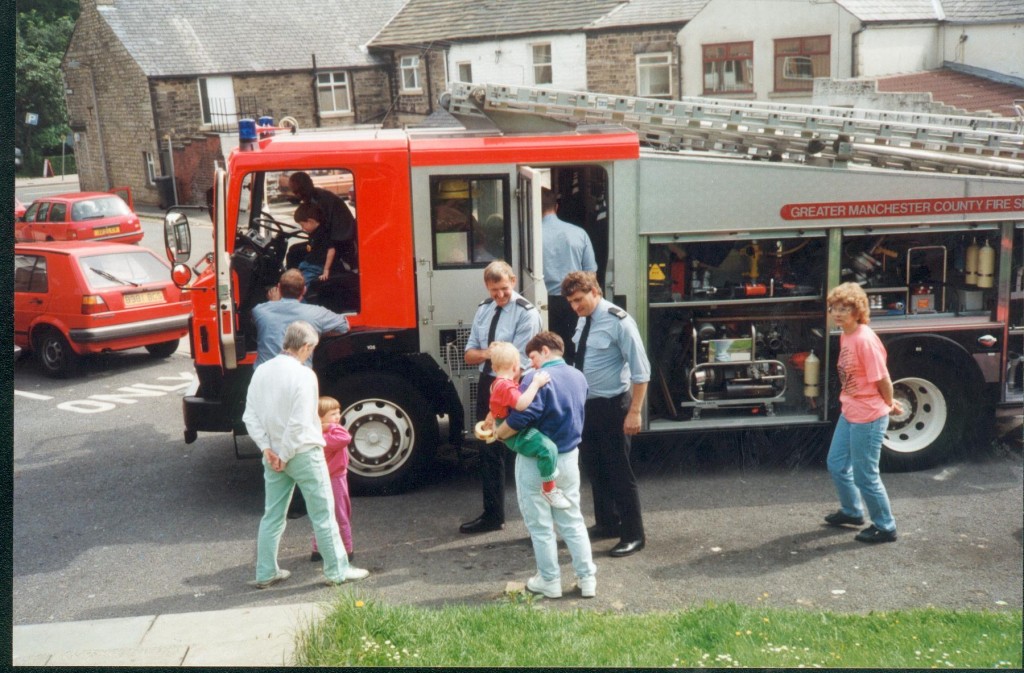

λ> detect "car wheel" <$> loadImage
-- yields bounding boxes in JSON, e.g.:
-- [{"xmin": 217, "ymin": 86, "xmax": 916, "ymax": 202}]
[
  {"xmin": 329, "ymin": 373, "xmax": 438, "ymax": 496},
  {"xmin": 880, "ymin": 358, "xmax": 964, "ymax": 471},
  {"xmin": 145, "ymin": 339, "xmax": 180, "ymax": 358},
  {"xmin": 34, "ymin": 327, "xmax": 79, "ymax": 378}
]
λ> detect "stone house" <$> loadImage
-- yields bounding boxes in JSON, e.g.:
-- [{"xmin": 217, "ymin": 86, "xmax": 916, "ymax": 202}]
[
  {"xmin": 368, "ymin": 0, "xmax": 701, "ymax": 125},
  {"xmin": 62, "ymin": 0, "xmax": 405, "ymax": 206}
]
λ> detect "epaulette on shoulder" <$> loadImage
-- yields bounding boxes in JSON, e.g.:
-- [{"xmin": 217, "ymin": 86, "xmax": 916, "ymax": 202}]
[
  {"xmin": 478, "ymin": 297, "xmax": 495, "ymax": 306},
  {"xmin": 515, "ymin": 297, "xmax": 536, "ymax": 311},
  {"xmin": 608, "ymin": 305, "xmax": 628, "ymax": 319}
]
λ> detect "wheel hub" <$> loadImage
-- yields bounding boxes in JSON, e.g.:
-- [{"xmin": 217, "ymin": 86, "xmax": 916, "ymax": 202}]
[
  {"xmin": 883, "ymin": 377, "xmax": 947, "ymax": 454},
  {"xmin": 342, "ymin": 400, "xmax": 415, "ymax": 477}
]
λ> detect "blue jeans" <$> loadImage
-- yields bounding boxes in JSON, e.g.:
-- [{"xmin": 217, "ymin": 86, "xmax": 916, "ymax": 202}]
[
  {"xmin": 515, "ymin": 449, "xmax": 596, "ymax": 583},
  {"xmin": 827, "ymin": 414, "xmax": 896, "ymax": 532},
  {"xmin": 298, "ymin": 261, "xmax": 323, "ymax": 290},
  {"xmin": 256, "ymin": 448, "xmax": 350, "ymax": 583}
]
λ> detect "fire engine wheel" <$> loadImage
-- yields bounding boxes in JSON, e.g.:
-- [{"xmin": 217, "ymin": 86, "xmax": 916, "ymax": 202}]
[
  {"xmin": 34, "ymin": 327, "xmax": 79, "ymax": 378},
  {"xmin": 880, "ymin": 363, "xmax": 963, "ymax": 471},
  {"xmin": 333, "ymin": 373, "xmax": 437, "ymax": 495}
]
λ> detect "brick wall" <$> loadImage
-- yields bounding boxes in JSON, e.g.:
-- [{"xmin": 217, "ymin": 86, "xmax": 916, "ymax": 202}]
[
  {"xmin": 351, "ymin": 68, "xmax": 392, "ymax": 125},
  {"xmin": 586, "ymin": 28, "xmax": 682, "ymax": 97},
  {"xmin": 150, "ymin": 79, "xmax": 206, "ymax": 138},
  {"xmin": 171, "ymin": 134, "xmax": 223, "ymax": 207},
  {"xmin": 63, "ymin": 0, "xmax": 162, "ymax": 204}
]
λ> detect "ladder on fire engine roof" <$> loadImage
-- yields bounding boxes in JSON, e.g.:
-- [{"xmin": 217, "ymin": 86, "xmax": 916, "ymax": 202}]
[{"xmin": 440, "ymin": 82, "xmax": 1024, "ymax": 178}]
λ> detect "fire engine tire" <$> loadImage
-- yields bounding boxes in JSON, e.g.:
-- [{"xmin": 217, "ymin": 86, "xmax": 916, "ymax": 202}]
[
  {"xmin": 879, "ymin": 359, "xmax": 964, "ymax": 472},
  {"xmin": 34, "ymin": 327, "xmax": 79, "ymax": 378},
  {"xmin": 145, "ymin": 339, "xmax": 180, "ymax": 358},
  {"xmin": 331, "ymin": 373, "xmax": 438, "ymax": 495}
]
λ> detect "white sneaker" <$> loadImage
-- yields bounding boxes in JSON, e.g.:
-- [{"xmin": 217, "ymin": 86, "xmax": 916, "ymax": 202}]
[
  {"xmin": 543, "ymin": 487, "xmax": 572, "ymax": 510},
  {"xmin": 325, "ymin": 566, "xmax": 369, "ymax": 586},
  {"xmin": 578, "ymin": 575, "xmax": 596, "ymax": 598},
  {"xmin": 249, "ymin": 568, "xmax": 291, "ymax": 589},
  {"xmin": 526, "ymin": 573, "xmax": 562, "ymax": 598}
]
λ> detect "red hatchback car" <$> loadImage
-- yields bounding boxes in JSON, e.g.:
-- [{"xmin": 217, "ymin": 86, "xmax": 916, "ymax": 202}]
[
  {"xmin": 15, "ymin": 189, "xmax": 143, "ymax": 244},
  {"xmin": 14, "ymin": 241, "xmax": 191, "ymax": 377}
]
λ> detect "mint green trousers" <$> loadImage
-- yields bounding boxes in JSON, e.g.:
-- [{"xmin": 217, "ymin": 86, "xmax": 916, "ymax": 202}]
[{"xmin": 256, "ymin": 448, "xmax": 349, "ymax": 583}]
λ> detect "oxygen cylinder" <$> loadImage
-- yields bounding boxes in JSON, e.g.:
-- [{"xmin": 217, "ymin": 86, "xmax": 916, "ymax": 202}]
[
  {"xmin": 977, "ymin": 239, "xmax": 995, "ymax": 289},
  {"xmin": 965, "ymin": 237, "xmax": 979, "ymax": 285},
  {"xmin": 803, "ymin": 349, "xmax": 820, "ymax": 398}
]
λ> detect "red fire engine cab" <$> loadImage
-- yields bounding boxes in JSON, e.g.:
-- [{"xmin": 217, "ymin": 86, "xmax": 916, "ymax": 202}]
[{"xmin": 166, "ymin": 84, "xmax": 1024, "ymax": 495}]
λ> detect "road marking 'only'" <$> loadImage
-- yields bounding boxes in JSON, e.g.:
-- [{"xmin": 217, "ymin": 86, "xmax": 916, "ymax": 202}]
[{"xmin": 53, "ymin": 373, "xmax": 194, "ymax": 414}]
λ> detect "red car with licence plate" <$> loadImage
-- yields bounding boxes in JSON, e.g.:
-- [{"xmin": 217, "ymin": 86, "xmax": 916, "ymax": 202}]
[
  {"xmin": 15, "ymin": 190, "xmax": 143, "ymax": 244},
  {"xmin": 14, "ymin": 241, "xmax": 191, "ymax": 377}
]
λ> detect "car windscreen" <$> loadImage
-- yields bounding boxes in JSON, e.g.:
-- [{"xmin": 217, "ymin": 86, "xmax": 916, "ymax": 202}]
[
  {"xmin": 71, "ymin": 196, "xmax": 131, "ymax": 221},
  {"xmin": 78, "ymin": 251, "xmax": 168, "ymax": 289}
]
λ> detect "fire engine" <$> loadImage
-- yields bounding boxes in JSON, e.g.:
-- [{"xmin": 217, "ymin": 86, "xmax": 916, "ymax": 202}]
[{"xmin": 164, "ymin": 83, "xmax": 1024, "ymax": 494}]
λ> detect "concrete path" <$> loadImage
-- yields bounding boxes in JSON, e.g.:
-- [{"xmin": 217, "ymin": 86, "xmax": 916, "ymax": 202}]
[{"xmin": 13, "ymin": 602, "xmax": 327, "ymax": 667}]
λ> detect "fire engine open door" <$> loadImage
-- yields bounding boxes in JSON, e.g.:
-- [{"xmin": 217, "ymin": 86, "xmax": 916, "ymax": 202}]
[
  {"xmin": 213, "ymin": 167, "xmax": 238, "ymax": 369},
  {"xmin": 517, "ymin": 166, "xmax": 548, "ymax": 329}
]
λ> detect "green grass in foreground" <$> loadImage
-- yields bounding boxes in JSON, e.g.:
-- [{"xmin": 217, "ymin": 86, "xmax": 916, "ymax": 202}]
[{"xmin": 293, "ymin": 591, "xmax": 1021, "ymax": 668}]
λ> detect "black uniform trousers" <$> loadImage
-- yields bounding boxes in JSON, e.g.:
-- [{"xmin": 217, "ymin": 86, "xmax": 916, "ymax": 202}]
[
  {"xmin": 581, "ymin": 391, "xmax": 645, "ymax": 541},
  {"xmin": 547, "ymin": 294, "xmax": 578, "ymax": 365},
  {"xmin": 475, "ymin": 371, "xmax": 508, "ymax": 523}
]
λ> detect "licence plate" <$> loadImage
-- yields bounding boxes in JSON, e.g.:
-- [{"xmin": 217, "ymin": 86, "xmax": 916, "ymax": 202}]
[
  {"xmin": 123, "ymin": 290, "xmax": 164, "ymax": 306},
  {"xmin": 94, "ymin": 225, "xmax": 121, "ymax": 236}
]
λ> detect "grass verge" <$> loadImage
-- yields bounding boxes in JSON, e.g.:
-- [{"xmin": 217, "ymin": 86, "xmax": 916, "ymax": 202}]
[{"xmin": 293, "ymin": 591, "xmax": 1021, "ymax": 668}]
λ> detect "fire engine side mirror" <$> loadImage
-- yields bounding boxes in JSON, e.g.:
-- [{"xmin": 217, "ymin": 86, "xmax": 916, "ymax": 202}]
[{"xmin": 164, "ymin": 211, "xmax": 192, "ymax": 265}]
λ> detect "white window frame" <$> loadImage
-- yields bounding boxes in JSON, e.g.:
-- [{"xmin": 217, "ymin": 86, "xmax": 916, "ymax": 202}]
[
  {"xmin": 197, "ymin": 76, "xmax": 236, "ymax": 127},
  {"xmin": 400, "ymin": 55, "xmax": 421, "ymax": 93},
  {"xmin": 636, "ymin": 52, "xmax": 673, "ymax": 98},
  {"xmin": 317, "ymin": 70, "xmax": 352, "ymax": 116},
  {"xmin": 457, "ymin": 61, "xmax": 472, "ymax": 83},
  {"xmin": 143, "ymin": 151, "xmax": 156, "ymax": 185},
  {"xmin": 531, "ymin": 43, "xmax": 552, "ymax": 85}
]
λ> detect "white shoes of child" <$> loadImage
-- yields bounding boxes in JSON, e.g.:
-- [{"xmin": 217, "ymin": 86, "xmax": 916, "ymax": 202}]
[{"xmin": 543, "ymin": 487, "xmax": 572, "ymax": 509}]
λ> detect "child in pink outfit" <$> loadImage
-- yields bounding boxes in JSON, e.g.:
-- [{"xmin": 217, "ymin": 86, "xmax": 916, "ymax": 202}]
[{"xmin": 311, "ymin": 396, "xmax": 354, "ymax": 562}]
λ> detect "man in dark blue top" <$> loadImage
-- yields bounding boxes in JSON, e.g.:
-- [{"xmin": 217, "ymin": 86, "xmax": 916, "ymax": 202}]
[{"xmin": 497, "ymin": 331, "xmax": 596, "ymax": 599}]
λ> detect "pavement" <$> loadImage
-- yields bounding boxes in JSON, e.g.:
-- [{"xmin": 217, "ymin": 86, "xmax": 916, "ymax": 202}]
[{"xmin": 12, "ymin": 601, "xmax": 329, "ymax": 666}]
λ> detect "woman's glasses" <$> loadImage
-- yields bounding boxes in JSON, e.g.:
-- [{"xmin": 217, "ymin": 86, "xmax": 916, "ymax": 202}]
[{"xmin": 828, "ymin": 305, "xmax": 852, "ymax": 315}]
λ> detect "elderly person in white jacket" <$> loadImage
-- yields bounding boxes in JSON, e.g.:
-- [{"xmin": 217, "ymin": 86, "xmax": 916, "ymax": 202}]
[{"xmin": 243, "ymin": 320, "xmax": 368, "ymax": 588}]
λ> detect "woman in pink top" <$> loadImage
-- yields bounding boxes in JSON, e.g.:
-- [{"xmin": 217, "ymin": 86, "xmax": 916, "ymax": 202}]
[
  {"xmin": 823, "ymin": 283, "xmax": 904, "ymax": 543},
  {"xmin": 311, "ymin": 396, "xmax": 355, "ymax": 561}
]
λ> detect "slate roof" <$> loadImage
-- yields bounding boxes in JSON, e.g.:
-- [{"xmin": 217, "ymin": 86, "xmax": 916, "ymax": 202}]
[
  {"xmin": 96, "ymin": 0, "xmax": 407, "ymax": 77},
  {"xmin": 586, "ymin": 0, "xmax": 708, "ymax": 29},
  {"xmin": 942, "ymin": 0, "xmax": 1024, "ymax": 23},
  {"xmin": 370, "ymin": 0, "xmax": 627, "ymax": 47},
  {"xmin": 875, "ymin": 68, "xmax": 1024, "ymax": 117},
  {"xmin": 835, "ymin": 0, "xmax": 1024, "ymax": 23}
]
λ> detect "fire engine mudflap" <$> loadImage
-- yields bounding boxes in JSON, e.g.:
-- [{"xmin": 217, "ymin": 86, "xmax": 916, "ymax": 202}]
[{"xmin": 165, "ymin": 86, "xmax": 1024, "ymax": 495}]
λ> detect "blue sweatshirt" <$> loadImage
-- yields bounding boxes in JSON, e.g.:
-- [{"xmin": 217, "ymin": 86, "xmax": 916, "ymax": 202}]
[{"xmin": 505, "ymin": 358, "xmax": 588, "ymax": 453}]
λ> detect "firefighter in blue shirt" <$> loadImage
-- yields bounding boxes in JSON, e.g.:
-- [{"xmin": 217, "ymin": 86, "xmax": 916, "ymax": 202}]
[{"xmin": 562, "ymin": 270, "xmax": 650, "ymax": 557}]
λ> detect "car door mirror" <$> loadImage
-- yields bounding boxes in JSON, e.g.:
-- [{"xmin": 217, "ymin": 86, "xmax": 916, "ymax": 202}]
[{"xmin": 164, "ymin": 211, "xmax": 191, "ymax": 264}]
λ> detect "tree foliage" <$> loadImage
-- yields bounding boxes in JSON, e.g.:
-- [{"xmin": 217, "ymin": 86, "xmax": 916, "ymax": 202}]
[{"xmin": 15, "ymin": 0, "xmax": 79, "ymax": 166}]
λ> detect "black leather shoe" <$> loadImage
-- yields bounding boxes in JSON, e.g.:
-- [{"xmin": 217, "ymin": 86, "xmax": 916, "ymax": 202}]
[
  {"xmin": 587, "ymin": 524, "xmax": 620, "ymax": 540},
  {"xmin": 855, "ymin": 525, "xmax": 897, "ymax": 543},
  {"xmin": 609, "ymin": 538, "xmax": 645, "ymax": 557},
  {"xmin": 459, "ymin": 515, "xmax": 504, "ymax": 534},
  {"xmin": 824, "ymin": 510, "xmax": 864, "ymax": 527},
  {"xmin": 310, "ymin": 550, "xmax": 322, "ymax": 562}
]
